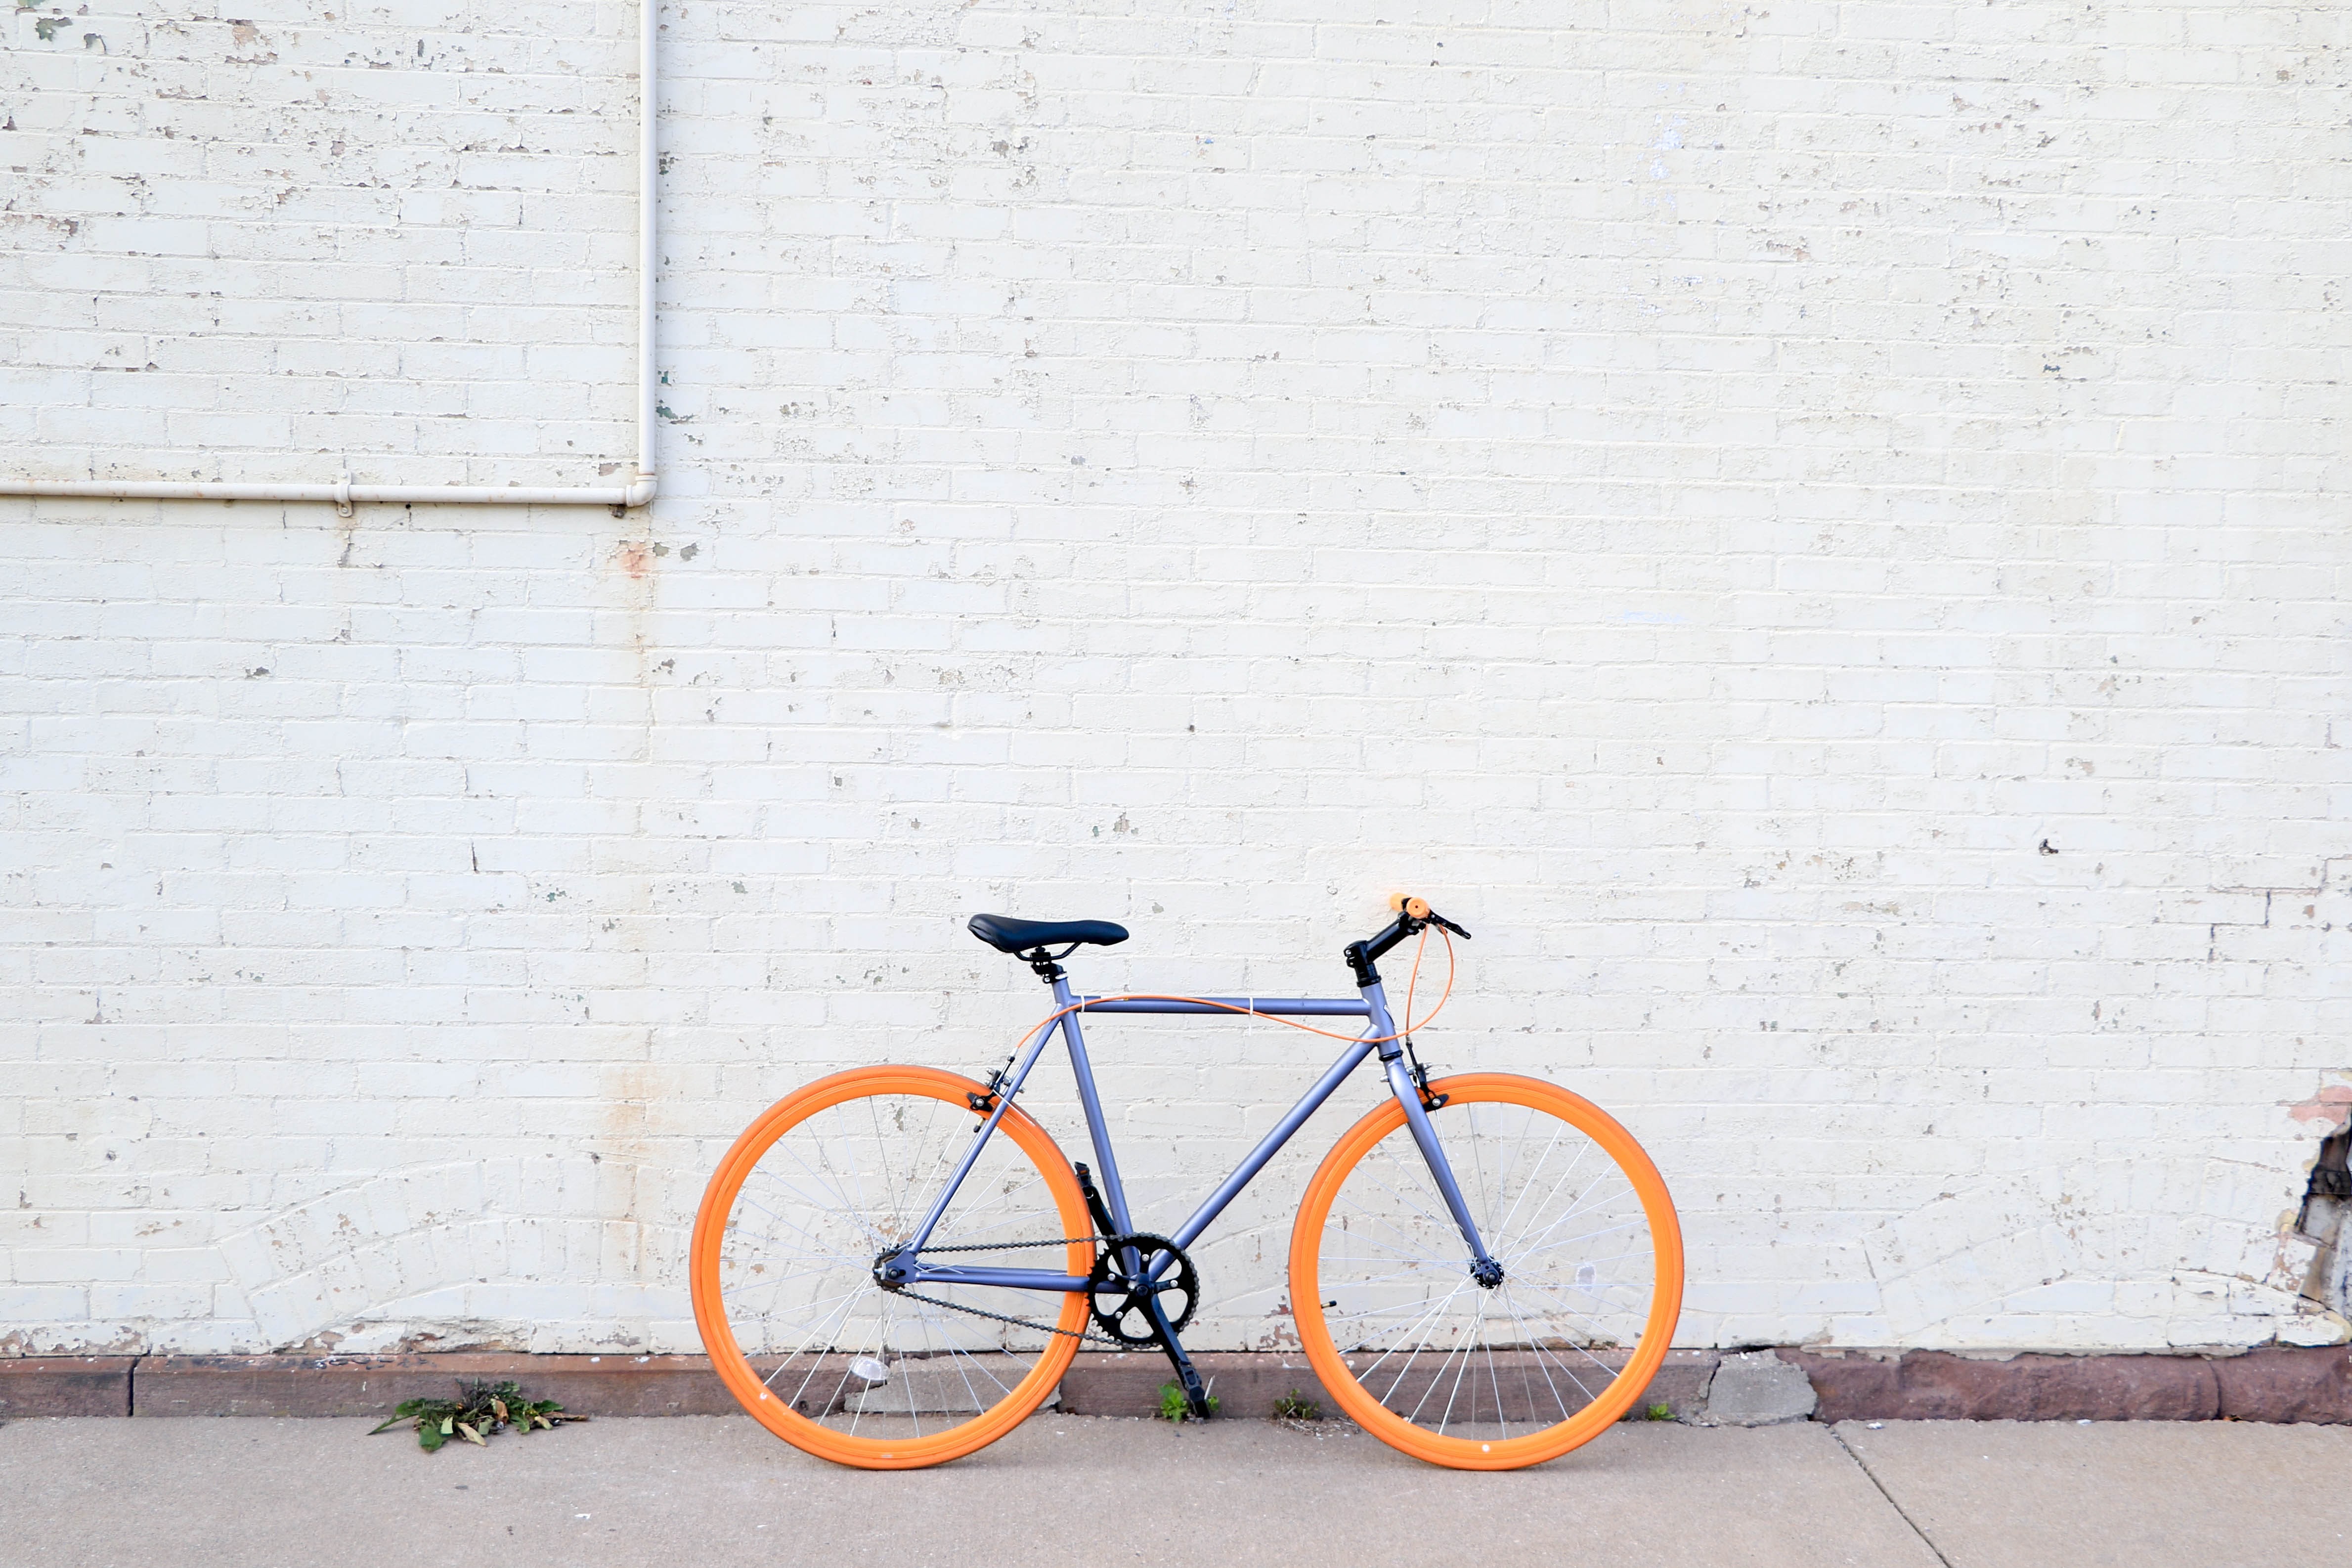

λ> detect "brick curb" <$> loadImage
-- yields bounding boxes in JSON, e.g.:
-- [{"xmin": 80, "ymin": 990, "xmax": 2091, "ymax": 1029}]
[
  {"xmin": 1059, "ymin": 1348, "xmax": 1722, "ymax": 1420},
  {"xmin": 0, "ymin": 1357, "xmax": 136, "ymax": 1418},
  {"xmin": 1777, "ymin": 1345, "xmax": 2352, "ymax": 1423},
  {"xmin": 138, "ymin": 1353, "xmax": 740, "ymax": 1418},
  {"xmin": 3, "ymin": 1347, "xmax": 2345, "ymax": 1422}
]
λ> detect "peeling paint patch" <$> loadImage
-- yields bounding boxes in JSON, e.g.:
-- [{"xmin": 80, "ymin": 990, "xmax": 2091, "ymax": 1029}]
[{"xmin": 2289, "ymin": 1079, "xmax": 2352, "ymax": 1130}]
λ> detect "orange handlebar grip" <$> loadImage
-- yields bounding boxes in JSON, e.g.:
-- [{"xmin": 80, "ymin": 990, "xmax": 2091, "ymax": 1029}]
[{"xmin": 1389, "ymin": 894, "xmax": 1431, "ymax": 919}]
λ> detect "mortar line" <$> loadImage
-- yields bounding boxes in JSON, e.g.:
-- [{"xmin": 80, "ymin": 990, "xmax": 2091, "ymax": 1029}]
[{"xmin": 1829, "ymin": 1424, "xmax": 1955, "ymax": 1568}]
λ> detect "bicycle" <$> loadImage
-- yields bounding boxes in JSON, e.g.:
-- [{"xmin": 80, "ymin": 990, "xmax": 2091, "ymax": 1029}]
[{"xmin": 689, "ymin": 895, "xmax": 1684, "ymax": 1471}]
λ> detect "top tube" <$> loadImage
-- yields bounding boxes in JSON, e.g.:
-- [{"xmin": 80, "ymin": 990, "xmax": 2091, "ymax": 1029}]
[{"xmin": 1071, "ymin": 996, "xmax": 1370, "ymax": 1017}]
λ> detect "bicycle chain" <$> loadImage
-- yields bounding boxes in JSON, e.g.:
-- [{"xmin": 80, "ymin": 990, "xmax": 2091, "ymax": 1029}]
[
  {"xmin": 881, "ymin": 1235, "xmax": 1127, "ymax": 1348},
  {"xmin": 892, "ymin": 1286, "xmax": 1127, "ymax": 1347}
]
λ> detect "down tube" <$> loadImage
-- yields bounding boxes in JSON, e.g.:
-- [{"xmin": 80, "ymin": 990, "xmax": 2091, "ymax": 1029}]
[{"xmin": 1168, "ymin": 1034, "xmax": 1379, "ymax": 1252}]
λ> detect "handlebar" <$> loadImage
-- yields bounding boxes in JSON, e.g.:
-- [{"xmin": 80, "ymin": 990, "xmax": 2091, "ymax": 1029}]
[
  {"xmin": 1387, "ymin": 892, "xmax": 1472, "ymax": 936},
  {"xmin": 1344, "ymin": 894, "xmax": 1470, "ymax": 988}
]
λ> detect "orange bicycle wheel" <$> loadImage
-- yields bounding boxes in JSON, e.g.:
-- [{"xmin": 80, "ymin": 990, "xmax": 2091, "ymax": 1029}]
[
  {"xmin": 690, "ymin": 1066, "xmax": 1091, "ymax": 1469},
  {"xmin": 1290, "ymin": 1073, "xmax": 1683, "ymax": 1471}
]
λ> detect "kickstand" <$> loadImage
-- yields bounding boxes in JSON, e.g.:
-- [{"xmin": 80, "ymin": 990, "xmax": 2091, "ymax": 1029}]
[{"xmin": 1143, "ymin": 1293, "xmax": 1212, "ymax": 1417}]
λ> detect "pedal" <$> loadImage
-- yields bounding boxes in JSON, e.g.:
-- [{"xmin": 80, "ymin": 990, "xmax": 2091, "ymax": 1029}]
[
  {"xmin": 1142, "ymin": 1291, "xmax": 1213, "ymax": 1418},
  {"xmin": 1170, "ymin": 1355, "xmax": 1212, "ymax": 1420}
]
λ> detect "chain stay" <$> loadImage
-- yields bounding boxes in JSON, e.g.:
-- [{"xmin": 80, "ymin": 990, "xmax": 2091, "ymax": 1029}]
[{"xmin": 881, "ymin": 1233, "xmax": 1129, "ymax": 1348}]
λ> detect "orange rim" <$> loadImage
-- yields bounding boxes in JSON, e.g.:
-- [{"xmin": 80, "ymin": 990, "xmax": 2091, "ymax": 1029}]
[
  {"xmin": 690, "ymin": 1066, "xmax": 1090, "ymax": 1470},
  {"xmin": 1289, "ymin": 1073, "xmax": 1684, "ymax": 1471}
]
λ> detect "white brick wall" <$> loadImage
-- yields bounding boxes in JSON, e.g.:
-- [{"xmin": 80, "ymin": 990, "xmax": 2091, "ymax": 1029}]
[{"xmin": 5, "ymin": 0, "xmax": 2351, "ymax": 1355}]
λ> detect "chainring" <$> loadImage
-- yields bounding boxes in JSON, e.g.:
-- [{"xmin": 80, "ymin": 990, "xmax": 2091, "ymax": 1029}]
[{"xmin": 1087, "ymin": 1232, "xmax": 1199, "ymax": 1346}]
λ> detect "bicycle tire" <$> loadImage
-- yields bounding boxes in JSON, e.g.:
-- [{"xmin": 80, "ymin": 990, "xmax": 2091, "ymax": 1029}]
[
  {"xmin": 691, "ymin": 1065, "xmax": 1091, "ymax": 1469},
  {"xmin": 1289, "ymin": 1073, "xmax": 1684, "ymax": 1470}
]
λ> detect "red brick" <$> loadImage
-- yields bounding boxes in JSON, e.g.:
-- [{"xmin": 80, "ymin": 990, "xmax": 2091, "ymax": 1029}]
[
  {"xmin": 0, "ymin": 1357, "xmax": 135, "ymax": 1417},
  {"xmin": 133, "ymin": 1354, "xmax": 737, "ymax": 1418},
  {"xmin": 1785, "ymin": 1349, "xmax": 2218, "ymax": 1421},
  {"xmin": 2212, "ymin": 1346, "xmax": 2352, "ymax": 1423},
  {"xmin": 1058, "ymin": 1348, "xmax": 1718, "ymax": 1422}
]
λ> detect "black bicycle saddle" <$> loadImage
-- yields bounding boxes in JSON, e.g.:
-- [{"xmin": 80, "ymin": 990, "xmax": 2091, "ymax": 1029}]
[{"xmin": 967, "ymin": 914, "xmax": 1130, "ymax": 954}]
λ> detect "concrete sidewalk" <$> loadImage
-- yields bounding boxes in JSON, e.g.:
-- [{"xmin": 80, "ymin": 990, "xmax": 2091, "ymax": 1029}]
[{"xmin": 3, "ymin": 1414, "xmax": 2346, "ymax": 1568}]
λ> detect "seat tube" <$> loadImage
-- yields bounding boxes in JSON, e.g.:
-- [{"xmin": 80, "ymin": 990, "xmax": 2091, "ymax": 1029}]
[
  {"xmin": 1053, "ymin": 975, "xmax": 1136, "ymax": 1234},
  {"xmin": 1362, "ymin": 978, "xmax": 1497, "ymax": 1273}
]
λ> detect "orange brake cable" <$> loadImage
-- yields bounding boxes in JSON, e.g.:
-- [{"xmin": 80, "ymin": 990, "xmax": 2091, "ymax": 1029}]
[{"xmin": 997, "ymin": 923, "xmax": 1457, "ymax": 1074}]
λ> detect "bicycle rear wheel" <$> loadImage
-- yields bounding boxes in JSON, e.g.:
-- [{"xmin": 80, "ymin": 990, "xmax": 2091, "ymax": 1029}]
[
  {"xmin": 690, "ymin": 1066, "xmax": 1091, "ymax": 1469},
  {"xmin": 1289, "ymin": 1073, "xmax": 1683, "ymax": 1470}
]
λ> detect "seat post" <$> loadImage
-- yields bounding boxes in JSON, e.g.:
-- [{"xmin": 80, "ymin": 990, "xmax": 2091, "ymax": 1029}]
[
  {"xmin": 1022, "ymin": 946, "xmax": 1067, "ymax": 984},
  {"xmin": 1050, "ymin": 973, "xmax": 1137, "ymax": 1237}
]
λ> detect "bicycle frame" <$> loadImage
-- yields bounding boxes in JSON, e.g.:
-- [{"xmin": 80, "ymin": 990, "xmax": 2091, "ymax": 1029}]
[{"xmin": 884, "ymin": 967, "xmax": 1499, "ymax": 1297}]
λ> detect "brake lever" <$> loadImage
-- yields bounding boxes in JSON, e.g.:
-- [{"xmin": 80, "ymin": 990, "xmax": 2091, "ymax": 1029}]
[{"xmin": 1426, "ymin": 912, "xmax": 1473, "ymax": 941}]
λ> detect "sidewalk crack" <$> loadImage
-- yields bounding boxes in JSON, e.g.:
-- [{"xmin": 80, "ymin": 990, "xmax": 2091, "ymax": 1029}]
[{"xmin": 1830, "ymin": 1424, "xmax": 1955, "ymax": 1568}]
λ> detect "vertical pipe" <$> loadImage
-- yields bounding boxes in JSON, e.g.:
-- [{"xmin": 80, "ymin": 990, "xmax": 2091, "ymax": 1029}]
[{"xmin": 635, "ymin": 0, "xmax": 658, "ymax": 496}]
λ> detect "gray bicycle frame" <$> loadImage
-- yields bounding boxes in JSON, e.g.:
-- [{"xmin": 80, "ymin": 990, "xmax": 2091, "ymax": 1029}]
[{"xmin": 889, "ymin": 968, "xmax": 1499, "ymax": 1296}]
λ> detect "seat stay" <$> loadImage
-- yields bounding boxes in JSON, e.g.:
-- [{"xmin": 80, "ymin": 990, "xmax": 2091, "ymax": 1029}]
[{"xmin": 899, "ymin": 1007, "xmax": 1067, "ymax": 1257}]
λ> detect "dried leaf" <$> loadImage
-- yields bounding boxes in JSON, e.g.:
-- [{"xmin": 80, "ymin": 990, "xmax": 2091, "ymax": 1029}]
[
  {"xmin": 490, "ymin": 1398, "xmax": 508, "ymax": 1423},
  {"xmin": 457, "ymin": 1422, "xmax": 485, "ymax": 1446}
]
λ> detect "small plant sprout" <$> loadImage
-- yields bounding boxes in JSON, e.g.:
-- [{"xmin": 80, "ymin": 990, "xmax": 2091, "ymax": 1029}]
[
  {"xmin": 1272, "ymin": 1389, "xmax": 1323, "ymax": 1422},
  {"xmin": 369, "ymin": 1380, "xmax": 584, "ymax": 1452},
  {"xmin": 1646, "ymin": 1403, "xmax": 1674, "ymax": 1421},
  {"xmin": 1156, "ymin": 1382, "xmax": 1218, "ymax": 1422}
]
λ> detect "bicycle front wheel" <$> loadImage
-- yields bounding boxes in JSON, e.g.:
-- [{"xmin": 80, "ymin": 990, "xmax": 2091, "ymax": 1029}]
[
  {"xmin": 690, "ymin": 1066, "xmax": 1091, "ymax": 1469},
  {"xmin": 1289, "ymin": 1073, "xmax": 1683, "ymax": 1470}
]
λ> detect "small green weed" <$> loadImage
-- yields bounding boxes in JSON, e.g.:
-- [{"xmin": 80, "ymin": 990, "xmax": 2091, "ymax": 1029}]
[
  {"xmin": 1156, "ymin": 1382, "xmax": 1218, "ymax": 1422},
  {"xmin": 1271, "ymin": 1389, "xmax": 1323, "ymax": 1422},
  {"xmin": 369, "ymin": 1379, "xmax": 584, "ymax": 1452},
  {"xmin": 1646, "ymin": 1402, "xmax": 1675, "ymax": 1421}
]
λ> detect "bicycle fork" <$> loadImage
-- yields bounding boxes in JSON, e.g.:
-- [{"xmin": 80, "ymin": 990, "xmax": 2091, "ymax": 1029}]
[{"xmin": 1364, "ymin": 979, "xmax": 1506, "ymax": 1290}]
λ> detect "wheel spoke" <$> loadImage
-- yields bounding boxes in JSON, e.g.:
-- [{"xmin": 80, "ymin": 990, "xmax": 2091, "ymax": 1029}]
[
  {"xmin": 693, "ymin": 1081, "xmax": 1082, "ymax": 1455},
  {"xmin": 1302, "ymin": 1082, "xmax": 1677, "ymax": 1465}
]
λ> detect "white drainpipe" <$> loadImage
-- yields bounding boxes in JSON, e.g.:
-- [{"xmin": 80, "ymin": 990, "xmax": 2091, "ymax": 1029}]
[{"xmin": 1, "ymin": 1, "xmax": 659, "ymax": 513}]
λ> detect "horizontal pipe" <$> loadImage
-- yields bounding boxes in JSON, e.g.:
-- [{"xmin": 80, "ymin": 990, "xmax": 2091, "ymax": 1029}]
[
  {"xmin": 0, "ymin": 479, "xmax": 653, "ymax": 507},
  {"xmin": 1074, "ymin": 996, "xmax": 1369, "ymax": 1016}
]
